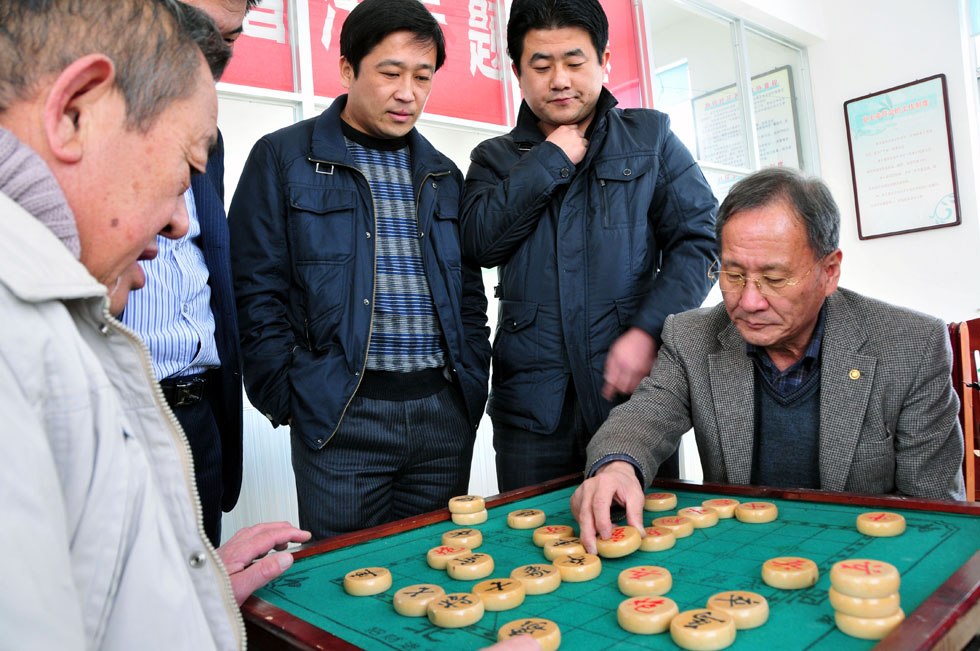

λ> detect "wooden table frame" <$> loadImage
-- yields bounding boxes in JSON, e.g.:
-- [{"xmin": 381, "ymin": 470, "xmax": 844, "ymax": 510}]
[
  {"xmin": 243, "ymin": 476, "xmax": 980, "ymax": 651},
  {"xmin": 953, "ymin": 318, "xmax": 980, "ymax": 502}
]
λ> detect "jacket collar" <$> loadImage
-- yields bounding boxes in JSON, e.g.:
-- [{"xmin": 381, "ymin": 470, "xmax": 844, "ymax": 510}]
[
  {"xmin": 817, "ymin": 289, "xmax": 876, "ymax": 491},
  {"xmin": 709, "ymin": 290, "xmax": 876, "ymax": 489},
  {"xmin": 0, "ymin": 127, "xmax": 80, "ymax": 257},
  {"xmin": 0, "ymin": 192, "xmax": 104, "ymax": 305},
  {"xmin": 309, "ymin": 95, "xmax": 454, "ymax": 175},
  {"xmin": 512, "ymin": 86, "xmax": 619, "ymax": 145}
]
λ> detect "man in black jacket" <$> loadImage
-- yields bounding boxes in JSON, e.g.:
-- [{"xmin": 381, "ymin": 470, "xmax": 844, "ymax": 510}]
[
  {"xmin": 461, "ymin": 0, "xmax": 718, "ymax": 491},
  {"xmin": 229, "ymin": 0, "xmax": 491, "ymax": 540}
]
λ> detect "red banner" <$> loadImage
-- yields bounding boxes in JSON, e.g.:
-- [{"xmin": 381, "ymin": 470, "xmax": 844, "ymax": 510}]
[
  {"xmin": 219, "ymin": 1, "xmax": 642, "ymax": 122},
  {"xmin": 600, "ymin": 0, "xmax": 643, "ymax": 108},
  {"xmin": 308, "ymin": 0, "xmax": 509, "ymax": 125},
  {"xmin": 221, "ymin": 0, "xmax": 294, "ymax": 92}
]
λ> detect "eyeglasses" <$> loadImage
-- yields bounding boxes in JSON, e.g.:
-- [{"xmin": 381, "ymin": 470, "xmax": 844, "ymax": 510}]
[{"xmin": 707, "ymin": 260, "xmax": 817, "ymax": 297}]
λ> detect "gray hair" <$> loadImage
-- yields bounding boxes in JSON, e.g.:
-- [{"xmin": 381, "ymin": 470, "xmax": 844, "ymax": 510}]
[
  {"xmin": 0, "ymin": 0, "xmax": 230, "ymax": 132},
  {"xmin": 716, "ymin": 167, "xmax": 840, "ymax": 258}
]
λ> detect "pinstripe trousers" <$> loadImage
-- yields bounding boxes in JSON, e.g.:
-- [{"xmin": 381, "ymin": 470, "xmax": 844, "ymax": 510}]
[{"xmin": 290, "ymin": 384, "xmax": 474, "ymax": 540}]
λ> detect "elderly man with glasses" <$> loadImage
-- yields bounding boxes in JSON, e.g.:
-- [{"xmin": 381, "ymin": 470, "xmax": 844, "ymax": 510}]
[{"xmin": 571, "ymin": 166, "xmax": 966, "ymax": 553}]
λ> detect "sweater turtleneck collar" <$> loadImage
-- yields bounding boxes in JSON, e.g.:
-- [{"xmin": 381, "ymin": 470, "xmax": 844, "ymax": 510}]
[{"xmin": 0, "ymin": 126, "xmax": 80, "ymax": 258}]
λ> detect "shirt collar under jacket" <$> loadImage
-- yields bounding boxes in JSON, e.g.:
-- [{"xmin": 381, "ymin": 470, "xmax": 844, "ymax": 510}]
[{"xmin": 746, "ymin": 302, "xmax": 828, "ymax": 393}]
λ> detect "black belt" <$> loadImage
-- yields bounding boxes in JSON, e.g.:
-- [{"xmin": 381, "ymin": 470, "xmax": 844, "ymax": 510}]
[{"xmin": 159, "ymin": 374, "xmax": 207, "ymax": 408}]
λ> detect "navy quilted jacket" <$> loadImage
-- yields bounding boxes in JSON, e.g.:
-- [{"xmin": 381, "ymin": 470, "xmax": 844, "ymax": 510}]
[
  {"xmin": 229, "ymin": 96, "xmax": 491, "ymax": 450},
  {"xmin": 461, "ymin": 89, "xmax": 717, "ymax": 435}
]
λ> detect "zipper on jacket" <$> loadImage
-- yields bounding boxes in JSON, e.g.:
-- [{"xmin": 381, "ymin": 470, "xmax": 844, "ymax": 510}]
[
  {"xmin": 310, "ymin": 161, "xmax": 454, "ymax": 446},
  {"xmin": 413, "ymin": 170, "xmax": 458, "ymax": 374},
  {"xmin": 103, "ymin": 308, "xmax": 246, "ymax": 649},
  {"xmin": 308, "ymin": 157, "xmax": 375, "ymax": 449}
]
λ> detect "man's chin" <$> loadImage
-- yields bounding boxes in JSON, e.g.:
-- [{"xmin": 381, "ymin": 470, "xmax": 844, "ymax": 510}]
[
  {"xmin": 734, "ymin": 324, "xmax": 776, "ymax": 348},
  {"xmin": 106, "ymin": 264, "xmax": 147, "ymax": 316},
  {"xmin": 127, "ymin": 264, "xmax": 147, "ymax": 292}
]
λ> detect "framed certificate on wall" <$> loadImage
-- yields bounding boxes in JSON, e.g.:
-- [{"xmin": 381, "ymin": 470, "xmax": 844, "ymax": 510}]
[
  {"xmin": 692, "ymin": 65, "xmax": 802, "ymax": 170},
  {"xmin": 844, "ymin": 74, "xmax": 960, "ymax": 240}
]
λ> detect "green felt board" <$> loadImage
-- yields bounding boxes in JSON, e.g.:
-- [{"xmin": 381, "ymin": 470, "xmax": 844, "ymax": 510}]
[{"xmin": 255, "ymin": 485, "xmax": 980, "ymax": 650}]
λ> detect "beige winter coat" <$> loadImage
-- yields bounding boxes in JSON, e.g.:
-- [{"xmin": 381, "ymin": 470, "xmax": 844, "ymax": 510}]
[{"xmin": 0, "ymin": 193, "xmax": 243, "ymax": 649}]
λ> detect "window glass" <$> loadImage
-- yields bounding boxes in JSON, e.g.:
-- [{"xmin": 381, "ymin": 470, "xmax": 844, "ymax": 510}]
[
  {"xmin": 654, "ymin": 61, "xmax": 695, "ymax": 153},
  {"xmin": 643, "ymin": 0, "xmax": 813, "ymax": 200},
  {"xmin": 644, "ymin": 0, "xmax": 747, "ymax": 190},
  {"xmin": 745, "ymin": 28, "xmax": 805, "ymax": 170}
]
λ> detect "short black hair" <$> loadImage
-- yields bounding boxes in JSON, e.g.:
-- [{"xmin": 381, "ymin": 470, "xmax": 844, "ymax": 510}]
[
  {"xmin": 717, "ymin": 167, "xmax": 840, "ymax": 259},
  {"xmin": 507, "ymin": 0, "xmax": 608, "ymax": 73},
  {"xmin": 340, "ymin": 0, "xmax": 446, "ymax": 76}
]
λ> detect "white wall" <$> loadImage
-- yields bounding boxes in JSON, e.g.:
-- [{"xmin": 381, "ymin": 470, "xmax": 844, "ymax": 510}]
[{"xmin": 720, "ymin": 0, "xmax": 980, "ymax": 322}]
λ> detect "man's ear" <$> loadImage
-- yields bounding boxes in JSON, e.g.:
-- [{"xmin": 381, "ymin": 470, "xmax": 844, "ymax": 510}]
[
  {"xmin": 43, "ymin": 54, "xmax": 116, "ymax": 164},
  {"xmin": 822, "ymin": 248, "xmax": 843, "ymax": 296},
  {"xmin": 338, "ymin": 56, "xmax": 354, "ymax": 90}
]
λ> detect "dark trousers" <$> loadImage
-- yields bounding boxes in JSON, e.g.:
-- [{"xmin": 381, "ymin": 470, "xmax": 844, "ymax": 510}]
[
  {"xmin": 170, "ymin": 395, "xmax": 223, "ymax": 547},
  {"xmin": 290, "ymin": 384, "xmax": 474, "ymax": 541},
  {"xmin": 494, "ymin": 382, "xmax": 679, "ymax": 492}
]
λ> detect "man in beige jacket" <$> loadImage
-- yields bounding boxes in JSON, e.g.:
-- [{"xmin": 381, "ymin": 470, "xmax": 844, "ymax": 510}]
[{"xmin": 0, "ymin": 2, "xmax": 309, "ymax": 648}]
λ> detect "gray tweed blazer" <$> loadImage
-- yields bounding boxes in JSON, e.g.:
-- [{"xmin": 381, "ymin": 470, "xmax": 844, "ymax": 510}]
[{"xmin": 586, "ymin": 288, "xmax": 966, "ymax": 500}]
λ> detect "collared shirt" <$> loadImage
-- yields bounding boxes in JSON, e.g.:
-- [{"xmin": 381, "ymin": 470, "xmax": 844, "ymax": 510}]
[
  {"xmin": 121, "ymin": 188, "xmax": 219, "ymax": 380},
  {"xmin": 590, "ymin": 304, "xmax": 828, "ymax": 480},
  {"xmin": 746, "ymin": 304, "xmax": 827, "ymax": 398}
]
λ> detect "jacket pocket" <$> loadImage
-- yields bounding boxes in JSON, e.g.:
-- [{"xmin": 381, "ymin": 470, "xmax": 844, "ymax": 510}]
[
  {"xmin": 849, "ymin": 426, "xmax": 896, "ymax": 492},
  {"xmin": 614, "ymin": 294, "xmax": 645, "ymax": 328},
  {"xmin": 432, "ymin": 202, "xmax": 462, "ymax": 271},
  {"xmin": 287, "ymin": 185, "xmax": 355, "ymax": 264},
  {"xmin": 594, "ymin": 155, "xmax": 657, "ymax": 229},
  {"xmin": 493, "ymin": 300, "xmax": 538, "ymax": 378},
  {"xmin": 855, "ymin": 422, "xmax": 896, "ymax": 452}
]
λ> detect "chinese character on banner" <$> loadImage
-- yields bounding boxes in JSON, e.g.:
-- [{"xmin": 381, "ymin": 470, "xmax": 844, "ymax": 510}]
[
  {"xmin": 469, "ymin": 0, "xmax": 501, "ymax": 80},
  {"xmin": 220, "ymin": 0, "xmax": 294, "ymax": 92},
  {"xmin": 310, "ymin": 0, "xmax": 509, "ymax": 125},
  {"xmin": 309, "ymin": 0, "xmax": 356, "ymax": 99},
  {"xmin": 599, "ymin": 0, "xmax": 642, "ymax": 107}
]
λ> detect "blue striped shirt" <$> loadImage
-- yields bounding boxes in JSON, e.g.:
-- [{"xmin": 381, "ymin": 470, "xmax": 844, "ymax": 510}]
[
  {"xmin": 344, "ymin": 129, "xmax": 445, "ymax": 372},
  {"xmin": 121, "ymin": 188, "xmax": 219, "ymax": 379}
]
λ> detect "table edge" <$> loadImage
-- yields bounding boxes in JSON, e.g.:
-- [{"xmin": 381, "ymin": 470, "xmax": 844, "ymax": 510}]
[{"xmin": 242, "ymin": 476, "xmax": 980, "ymax": 651}]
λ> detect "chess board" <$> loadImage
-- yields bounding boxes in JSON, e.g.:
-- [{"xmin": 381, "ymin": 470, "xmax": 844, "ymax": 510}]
[{"xmin": 245, "ymin": 478, "xmax": 980, "ymax": 650}]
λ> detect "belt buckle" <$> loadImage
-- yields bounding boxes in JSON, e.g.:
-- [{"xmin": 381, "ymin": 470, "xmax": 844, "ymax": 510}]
[{"xmin": 172, "ymin": 377, "xmax": 204, "ymax": 407}]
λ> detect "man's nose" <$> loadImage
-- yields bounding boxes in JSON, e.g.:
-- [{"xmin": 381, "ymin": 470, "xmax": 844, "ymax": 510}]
[
  {"xmin": 551, "ymin": 65, "xmax": 571, "ymax": 89},
  {"xmin": 394, "ymin": 75, "xmax": 414, "ymax": 101},
  {"xmin": 160, "ymin": 194, "xmax": 189, "ymax": 241},
  {"xmin": 738, "ymin": 278, "xmax": 769, "ymax": 311}
]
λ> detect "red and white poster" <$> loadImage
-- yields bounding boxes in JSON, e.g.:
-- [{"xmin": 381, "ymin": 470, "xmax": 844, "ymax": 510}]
[
  {"xmin": 309, "ymin": 0, "xmax": 509, "ymax": 125},
  {"xmin": 221, "ymin": 0, "xmax": 294, "ymax": 92},
  {"xmin": 219, "ymin": 0, "xmax": 643, "ymax": 122},
  {"xmin": 600, "ymin": 0, "xmax": 642, "ymax": 108}
]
